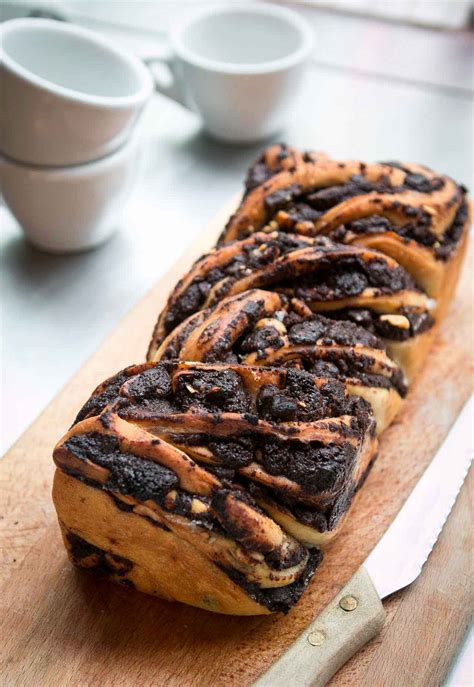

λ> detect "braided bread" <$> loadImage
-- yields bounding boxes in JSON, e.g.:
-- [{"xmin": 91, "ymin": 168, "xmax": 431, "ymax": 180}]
[
  {"xmin": 148, "ymin": 232, "xmax": 435, "ymax": 383},
  {"xmin": 52, "ymin": 145, "xmax": 470, "ymax": 615},
  {"xmin": 221, "ymin": 145, "xmax": 470, "ymax": 311},
  {"xmin": 53, "ymin": 361, "xmax": 375, "ymax": 614}
]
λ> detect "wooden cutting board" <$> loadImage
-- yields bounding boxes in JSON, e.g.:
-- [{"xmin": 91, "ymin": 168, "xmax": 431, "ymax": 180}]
[{"xmin": 1, "ymin": 199, "xmax": 473, "ymax": 687}]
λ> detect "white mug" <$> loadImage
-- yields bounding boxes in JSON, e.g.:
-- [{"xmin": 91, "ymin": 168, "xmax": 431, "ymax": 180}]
[
  {"xmin": 0, "ymin": 130, "xmax": 139, "ymax": 253},
  {"xmin": 0, "ymin": 18, "xmax": 153, "ymax": 166},
  {"xmin": 151, "ymin": 3, "xmax": 313, "ymax": 143}
]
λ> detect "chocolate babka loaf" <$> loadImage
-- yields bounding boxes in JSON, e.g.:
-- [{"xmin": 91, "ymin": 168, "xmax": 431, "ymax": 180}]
[
  {"xmin": 148, "ymin": 232, "xmax": 435, "ymax": 383},
  {"xmin": 220, "ymin": 145, "xmax": 470, "ymax": 314},
  {"xmin": 52, "ymin": 145, "xmax": 470, "ymax": 615},
  {"xmin": 53, "ymin": 361, "xmax": 376, "ymax": 614}
]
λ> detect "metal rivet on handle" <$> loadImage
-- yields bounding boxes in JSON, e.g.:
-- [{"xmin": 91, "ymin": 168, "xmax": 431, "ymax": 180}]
[
  {"xmin": 339, "ymin": 595, "xmax": 358, "ymax": 611},
  {"xmin": 307, "ymin": 630, "xmax": 326, "ymax": 646}
]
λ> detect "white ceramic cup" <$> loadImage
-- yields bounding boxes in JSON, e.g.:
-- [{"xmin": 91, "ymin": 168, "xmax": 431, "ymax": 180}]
[
  {"xmin": 0, "ymin": 132, "xmax": 139, "ymax": 253},
  {"xmin": 151, "ymin": 3, "xmax": 313, "ymax": 143},
  {"xmin": 0, "ymin": 18, "xmax": 153, "ymax": 166}
]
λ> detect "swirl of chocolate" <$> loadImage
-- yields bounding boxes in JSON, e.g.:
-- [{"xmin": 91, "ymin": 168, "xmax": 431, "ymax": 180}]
[
  {"xmin": 221, "ymin": 149, "xmax": 471, "ymax": 303},
  {"xmin": 152, "ymin": 289, "xmax": 405, "ymax": 434},
  {"xmin": 148, "ymin": 233, "xmax": 434, "ymax": 383},
  {"xmin": 148, "ymin": 232, "xmax": 314, "ymax": 353},
  {"xmin": 53, "ymin": 361, "xmax": 376, "ymax": 613}
]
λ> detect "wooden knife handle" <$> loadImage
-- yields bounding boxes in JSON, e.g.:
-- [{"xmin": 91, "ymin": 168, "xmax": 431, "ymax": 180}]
[{"xmin": 254, "ymin": 566, "xmax": 386, "ymax": 687}]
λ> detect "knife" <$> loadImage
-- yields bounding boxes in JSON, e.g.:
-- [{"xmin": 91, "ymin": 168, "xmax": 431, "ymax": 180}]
[{"xmin": 255, "ymin": 395, "xmax": 473, "ymax": 687}]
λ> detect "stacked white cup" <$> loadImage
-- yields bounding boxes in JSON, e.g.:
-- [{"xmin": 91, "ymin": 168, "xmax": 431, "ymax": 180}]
[
  {"xmin": 0, "ymin": 19, "xmax": 153, "ymax": 253},
  {"xmin": 0, "ymin": 6, "xmax": 313, "ymax": 252}
]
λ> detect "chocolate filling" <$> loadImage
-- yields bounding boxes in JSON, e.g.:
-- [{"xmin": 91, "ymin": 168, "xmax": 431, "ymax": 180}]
[
  {"xmin": 164, "ymin": 234, "xmax": 310, "ymax": 335},
  {"xmin": 240, "ymin": 325, "xmax": 286, "ymax": 355},
  {"xmin": 75, "ymin": 368, "xmax": 132, "ymax": 424},
  {"xmin": 64, "ymin": 433, "xmax": 179, "ymax": 501},
  {"xmin": 249, "ymin": 449, "xmax": 376, "ymax": 535},
  {"xmin": 277, "ymin": 201, "xmax": 322, "ymax": 227},
  {"xmin": 174, "ymin": 368, "xmax": 251, "ymax": 414},
  {"xmin": 88, "ymin": 364, "xmax": 370, "ymax": 429},
  {"xmin": 61, "ymin": 432, "xmax": 218, "ymax": 527},
  {"xmin": 327, "ymin": 307, "xmax": 434, "ymax": 342},
  {"xmin": 199, "ymin": 298, "xmax": 276, "ymax": 364},
  {"xmin": 238, "ymin": 152, "xmax": 467, "ymax": 259},
  {"xmin": 262, "ymin": 171, "xmax": 445, "ymax": 227},
  {"xmin": 303, "ymin": 358, "xmax": 406, "ymax": 396},
  {"xmin": 279, "ymin": 255, "xmax": 415, "ymax": 302},
  {"xmin": 220, "ymin": 549, "xmax": 322, "ymax": 613},
  {"xmin": 434, "ymin": 199, "xmax": 468, "ymax": 259},
  {"xmin": 164, "ymin": 430, "xmax": 362, "ymax": 497},
  {"xmin": 169, "ymin": 304, "xmax": 404, "ymax": 394},
  {"xmin": 66, "ymin": 530, "xmax": 134, "ymax": 578},
  {"xmin": 331, "ymin": 197, "xmax": 468, "ymax": 261},
  {"xmin": 124, "ymin": 366, "xmax": 173, "ymax": 400},
  {"xmin": 259, "ymin": 438, "xmax": 356, "ymax": 494},
  {"xmin": 208, "ymin": 439, "xmax": 254, "ymax": 468},
  {"xmin": 287, "ymin": 314, "xmax": 383, "ymax": 349},
  {"xmin": 265, "ymin": 184, "xmax": 302, "ymax": 214},
  {"xmin": 256, "ymin": 369, "xmax": 366, "ymax": 423},
  {"xmin": 249, "ymin": 482, "xmax": 352, "ymax": 534}
]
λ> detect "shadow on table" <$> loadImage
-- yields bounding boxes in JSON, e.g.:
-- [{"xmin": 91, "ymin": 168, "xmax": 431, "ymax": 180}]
[
  {"xmin": 147, "ymin": 121, "xmax": 281, "ymax": 180},
  {"xmin": 1, "ymin": 227, "xmax": 126, "ymax": 290}
]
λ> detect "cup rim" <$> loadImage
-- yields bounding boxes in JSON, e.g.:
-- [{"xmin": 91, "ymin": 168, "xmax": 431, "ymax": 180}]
[
  {"xmin": 0, "ymin": 18, "xmax": 153, "ymax": 108},
  {"xmin": 0, "ymin": 124, "xmax": 140, "ymax": 177},
  {"xmin": 171, "ymin": 3, "xmax": 314, "ymax": 74}
]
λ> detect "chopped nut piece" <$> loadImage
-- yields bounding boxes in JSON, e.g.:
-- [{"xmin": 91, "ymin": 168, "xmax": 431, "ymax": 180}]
[
  {"xmin": 191, "ymin": 499, "xmax": 209, "ymax": 514},
  {"xmin": 255, "ymin": 317, "xmax": 287, "ymax": 334},
  {"xmin": 379, "ymin": 314, "xmax": 410, "ymax": 329},
  {"xmin": 291, "ymin": 299, "xmax": 313, "ymax": 318},
  {"xmin": 164, "ymin": 490, "xmax": 177, "ymax": 507}
]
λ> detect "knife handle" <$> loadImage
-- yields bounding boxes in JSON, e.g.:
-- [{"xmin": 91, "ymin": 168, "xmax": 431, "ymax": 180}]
[{"xmin": 255, "ymin": 566, "xmax": 386, "ymax": 687}]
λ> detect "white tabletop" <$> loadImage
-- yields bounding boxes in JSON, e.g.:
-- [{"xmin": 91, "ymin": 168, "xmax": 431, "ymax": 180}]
[{"xmin": 1, "ymin": 2, "xmax": 473, "ymax": 684}]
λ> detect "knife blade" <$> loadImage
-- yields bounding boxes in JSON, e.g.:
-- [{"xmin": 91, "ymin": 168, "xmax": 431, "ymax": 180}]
[{"xmin": 255, "ymin": 395, "xmax": 473, "ymax": 687}]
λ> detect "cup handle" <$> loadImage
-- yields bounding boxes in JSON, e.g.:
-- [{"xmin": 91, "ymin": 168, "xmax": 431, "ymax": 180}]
[{"xmin": 143, "ymin": 51, "xmax": 188, "ymax": 108}]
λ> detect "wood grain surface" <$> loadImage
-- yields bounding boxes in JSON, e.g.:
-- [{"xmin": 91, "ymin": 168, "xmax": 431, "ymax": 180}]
[
  {"xmin": 357, "ymin": 469, "xmax": 472, "ymax": 687},
  {"xmin": 1, "ymin": 199, "xmax": 472, "ymax": 687}
]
